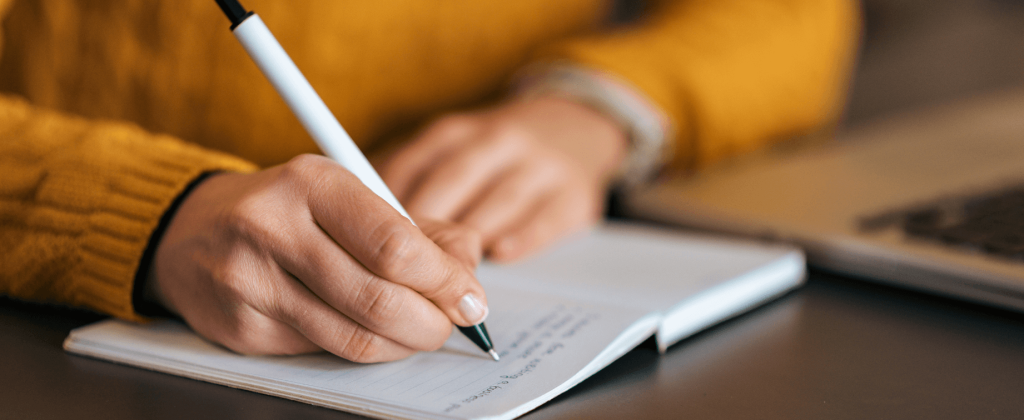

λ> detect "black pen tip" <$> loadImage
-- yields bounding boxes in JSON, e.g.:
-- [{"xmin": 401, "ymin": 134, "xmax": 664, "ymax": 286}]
[{"xmin": 457, "ymin": 323, "xmax": 496, "ymax": 360}]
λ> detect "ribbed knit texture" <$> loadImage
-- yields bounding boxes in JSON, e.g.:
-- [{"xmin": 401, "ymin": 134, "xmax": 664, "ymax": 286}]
[
  {"xmin": 0, "ymin": 95, "xmax": 256, "ymax": 320},
  {"xmin": 0, "ymin": 0, "xmax": 858, "ymax": 319}
]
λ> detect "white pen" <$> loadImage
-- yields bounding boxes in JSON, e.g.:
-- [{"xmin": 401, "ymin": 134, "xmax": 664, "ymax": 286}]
[
  {"xmin": 214, "ymin": 0, "xmax": 499, "ymax": 362},
  {"xmin": 213, "ymin": 0, "xmax": 408, "ymax": 220}
]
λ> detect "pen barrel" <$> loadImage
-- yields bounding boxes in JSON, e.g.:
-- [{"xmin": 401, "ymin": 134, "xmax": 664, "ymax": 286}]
[{"xmin": 231, "ymin": 14, "xmax": 411, "ymax": 221}]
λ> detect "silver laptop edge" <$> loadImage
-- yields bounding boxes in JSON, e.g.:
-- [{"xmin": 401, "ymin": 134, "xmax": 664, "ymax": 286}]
[{"xmin": 625, "ymin": 87, "xmax": 1024, "ymax": 312}]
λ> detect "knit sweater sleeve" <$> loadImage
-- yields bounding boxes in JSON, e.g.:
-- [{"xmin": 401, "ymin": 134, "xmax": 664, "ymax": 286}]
[
  {"xmin": 0, "ymin": 93, "xmax": 257, "ymax": 321},
  {"xmin": 534, "ymin": 0, "xmax": 860, "ymax": 171}
]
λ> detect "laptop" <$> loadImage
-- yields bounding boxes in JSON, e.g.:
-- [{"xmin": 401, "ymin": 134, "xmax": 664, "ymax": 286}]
[{"xmin": 624, "ymin": 87, "xmax": 1024, "ymax": 312}]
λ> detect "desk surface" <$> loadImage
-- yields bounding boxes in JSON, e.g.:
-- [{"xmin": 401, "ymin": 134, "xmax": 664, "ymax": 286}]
[
  {"xmin": 5, "ymin": 2, "xmax": 1024, "ymax": 418},
  {"xmin": 2, "ymin": 271, "xmax": 1022, "ymax": 420}
]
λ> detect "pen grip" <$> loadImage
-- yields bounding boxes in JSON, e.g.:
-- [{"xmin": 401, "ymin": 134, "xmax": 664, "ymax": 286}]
[{"xmin": 232, "ymin": 14, "xmax": 412, "ymax": 222}]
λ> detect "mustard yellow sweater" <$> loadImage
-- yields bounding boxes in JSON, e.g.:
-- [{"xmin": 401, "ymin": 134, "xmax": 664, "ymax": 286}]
[{"xmin": 0, "ymin": 0, "xmax": 859, "ymax": 320}]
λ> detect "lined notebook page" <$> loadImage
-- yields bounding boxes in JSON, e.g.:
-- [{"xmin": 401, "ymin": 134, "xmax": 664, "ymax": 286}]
[{"xmin": 65, "ymin": 284, "xmax": 652, "ymax": 420}]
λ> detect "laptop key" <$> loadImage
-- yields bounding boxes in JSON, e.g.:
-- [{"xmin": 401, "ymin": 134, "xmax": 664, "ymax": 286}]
[{"xmin": 865, "ymin": 183, "xmax": 1024, "ymax": 264}]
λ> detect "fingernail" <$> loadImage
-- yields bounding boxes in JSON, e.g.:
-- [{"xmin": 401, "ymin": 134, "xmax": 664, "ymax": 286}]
[{"xmin": 458, "ymin": 294, "xmax": 488, "ymax": 324}]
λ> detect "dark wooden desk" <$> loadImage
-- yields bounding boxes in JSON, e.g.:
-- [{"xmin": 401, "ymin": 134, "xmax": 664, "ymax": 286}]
[
  {"xmin": 2, "ymin": 271, "xmax": 1022, "ymax": 420},
  {"xmin": 4, "ymin": 1, "xmax": 1024, "ymax": 418}
]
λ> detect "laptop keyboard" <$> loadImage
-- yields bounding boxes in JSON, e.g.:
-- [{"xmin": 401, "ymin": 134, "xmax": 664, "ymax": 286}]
[{"xmin": 860, "ymin": 184, "xmax": 1024, "ymax": 262}]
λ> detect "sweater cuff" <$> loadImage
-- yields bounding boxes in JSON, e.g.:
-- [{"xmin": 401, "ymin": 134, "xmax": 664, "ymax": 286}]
[
  {"xmin": 67, "ymin": 127, "xmax": 257, "ymax": 322},
  {"xmin": 131, "ymin": 171, "xmax": 219, "ymax": 318}
]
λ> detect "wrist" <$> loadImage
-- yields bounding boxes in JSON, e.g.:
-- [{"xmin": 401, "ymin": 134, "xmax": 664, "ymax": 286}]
[
  {"xmin": 513, "ymin": 64, "xmax": 673, "ymax": 186},
  {"xmin": 527, "ymin": 95, "xmax": 630, "ymax": 184},
  {"xmin": 132, "ymin": 171, "xmax": 222, "ymax": 317}
]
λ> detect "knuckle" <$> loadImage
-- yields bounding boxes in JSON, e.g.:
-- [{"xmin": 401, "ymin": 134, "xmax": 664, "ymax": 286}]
[
  {"xmin": 225, "ymin": 197, "xmax": 269, "ymax": 239},
  {"xmin": 207, "ymin": 251, "xmax": 280, "ymax": 317},
  {"xmin": 354, "ymin": 281, "xmax": 405, "ymax": 326},
  {"xmin": 422, "ymin": 262, "xmax": 462, "ymax": 300},
  {"xmin": 281, "ymin": 153, "xmax": 337, "ymax": 191},
  {"xmin": 338, "ymin": 328, "xmax": 384, "ymax": 363},
  {"xmin": 212, "ymin": 260, "xmax": 255, "ymax": 301},
  {"xmin": 213, "ymin": 265, "xmax": 246, "ymax": 297},
  {"xmin": 283, "ymin": 153, "xmax": 328, "ymax": 176},
  {"xmin": 217, "ymin": 316, "xmax": 273, "ymax": 355},
  {"xmin": 369, "ymin": 220, "xmax": 419, "ymax": 278}
]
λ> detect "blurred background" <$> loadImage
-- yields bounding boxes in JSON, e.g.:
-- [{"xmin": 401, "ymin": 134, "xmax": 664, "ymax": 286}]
[{"xmin": 842, "ymin": 0, "xmax": 1024, "ymax": 127}]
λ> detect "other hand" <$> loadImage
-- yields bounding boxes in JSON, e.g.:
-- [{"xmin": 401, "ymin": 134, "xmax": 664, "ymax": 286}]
[
  {"xmin": 146, "ymin": 154, "xmax": 487, "ymax": 363},
  {"xmin": 381, "ymin": 96, "xmax": 628, "ymax": 262}
]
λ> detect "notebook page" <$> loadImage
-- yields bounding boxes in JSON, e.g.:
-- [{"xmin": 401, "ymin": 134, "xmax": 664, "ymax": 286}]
[
  {"xmin": 479, "ymin": 222, "xmax": 797, "ymax": 313},
  {"xmin": 65, "ymin": 284, "xmax": 652, "ymax": 420}
]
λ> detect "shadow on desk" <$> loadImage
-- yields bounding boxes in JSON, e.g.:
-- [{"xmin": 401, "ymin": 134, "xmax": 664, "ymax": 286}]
[{"xmin": 2, "ymin": 272, "xmax": 1023, "ymax": 420}]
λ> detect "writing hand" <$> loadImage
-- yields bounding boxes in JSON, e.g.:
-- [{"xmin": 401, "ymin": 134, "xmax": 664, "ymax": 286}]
[
  {"xmin": 145, "ymin": 154, "xmax": 488, "ymax": 363},
  {"xmin": 381, "ymin": 96, "xmax": 628, "ymax": 262}
]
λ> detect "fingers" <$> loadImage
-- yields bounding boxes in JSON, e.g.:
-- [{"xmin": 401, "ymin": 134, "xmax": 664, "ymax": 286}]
[
  {"xmin": 272, "ymin": 220, "xmax": 454, "ymax": 352},
  {"xmin": 381, "ymin": 116, "xmax": 478, "ymax": 200},
  {"xmin": 267, "ymin": 270, "xmax": 419, "ymax": 363},
  {"xmin": 169, "ymin": 231, "xmax": 417, "ymax": 362},
  {"xmin": 404, "ymin": 128, "xmax": 527, "ymax": 220},
  {"xmin": 488, "ymin": 186, "xmax": 601, "ymax": 263},
  {"xmin": 417, "ymin": 219, "xmax": 483, "ymax": 270},
  {"xmin": 154, "ymin": 155, "xmax": 497, "ymax": 363},
  {"xmin": 298, "ymin": 156, "xmax": 490, "ymax": 327},
  {"xmin": 193, "ymin": 304, "xmax": 324, "ymax": 357},
  {"xmin": 219, "ymin": 265, "xmax": 418, "ymax": 363},
  {"xmin": 459, "ymin": 161, "xmax": 560, "ymax": 245},
  {"xmin": 377, "ymin": 98, "xmax": 618, "ymax": 264}
]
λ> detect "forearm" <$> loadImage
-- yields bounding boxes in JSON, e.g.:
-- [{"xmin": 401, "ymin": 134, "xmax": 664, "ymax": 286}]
[
  {"xmin": 532, "ymin": 0, "xmax": 861, "ymax": 171},
  {"xmin": 0, "ymin": 94, "xmax": 257, "ymax": 320}
]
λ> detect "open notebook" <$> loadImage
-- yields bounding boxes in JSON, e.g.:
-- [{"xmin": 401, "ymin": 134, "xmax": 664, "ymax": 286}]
[{"xmin": 64, "ymin": 222, "xmax": 804, "ymax": 420}]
